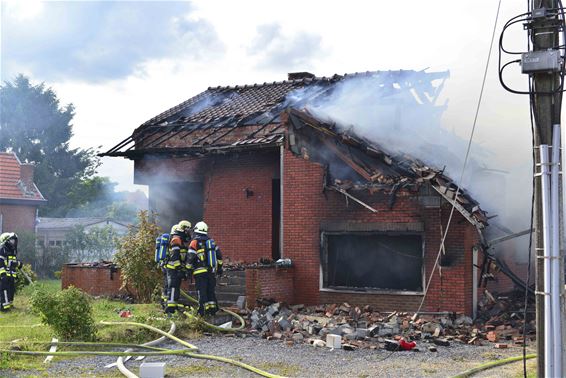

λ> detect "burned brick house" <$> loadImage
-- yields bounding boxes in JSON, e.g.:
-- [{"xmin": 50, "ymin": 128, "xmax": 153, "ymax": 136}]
[{"xmin": 102, "ymin": 71, "xmax": 490, "ymax": 316}]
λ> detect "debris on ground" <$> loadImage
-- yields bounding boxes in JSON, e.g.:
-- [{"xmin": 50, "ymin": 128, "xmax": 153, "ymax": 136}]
[{"xmin": 237, "ymin": 289, "xmax": 535, "ymax": 352}]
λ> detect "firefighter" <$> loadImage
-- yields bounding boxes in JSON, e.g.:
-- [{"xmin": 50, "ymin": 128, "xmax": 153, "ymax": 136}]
[
  {"xmin": 187, "ymin": 221, "xmax": 223, "ymax": 316},
  {"xmin": 0, "ymin": 233, "xmax": 22, "ymax": 311},
  {"xmin": 157, "ymin": 224, "xmax": 177, "ymax": 309},
  {"xmin": 165, "ymin": 220, "xmax": 191, "ymax": 314}
]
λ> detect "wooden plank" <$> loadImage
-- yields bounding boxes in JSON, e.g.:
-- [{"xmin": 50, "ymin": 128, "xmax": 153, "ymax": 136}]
[
  {"xmin": 321, "ymin": 138, "xmax": 373, "ymax": 181},
  {"xmin": 44, "ymin": 338, "xmax": 58, "ymax": 363}
]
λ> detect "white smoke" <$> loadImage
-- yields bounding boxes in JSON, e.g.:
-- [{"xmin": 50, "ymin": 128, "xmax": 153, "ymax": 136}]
[{"xmin": 285, "ymin": 71, "xmax": 531, "ymax": 260}]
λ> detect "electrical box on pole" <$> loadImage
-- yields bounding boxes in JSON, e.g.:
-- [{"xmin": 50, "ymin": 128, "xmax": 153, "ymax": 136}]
[{"xmin": 498, "ymin": 1, "xmax": 565, "ymax": 376}]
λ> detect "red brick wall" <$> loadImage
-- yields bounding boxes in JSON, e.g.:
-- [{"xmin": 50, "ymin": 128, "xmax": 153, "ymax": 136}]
[
  {"xmin": 135, "ymin": 148, "xmax": 481, "ymax": 315},
  {"xmin": 0, "ymin": 204, "xmax": 37, "ymax": 233},
  {"xmin": 245, "ymin": 267, "xmax": 294, "ymax": 308},
  {"xmin": 136, "ymin": 152, "xmax": 279, "ymax": 263},
  {"xmin": 61, "ymin": 265, "xmax": 126, "ymax": 296},
  {"xmin": 282, "ymin": 149, "xmax": 479, "ymax": 315},
  {"xmin": 203, "ymin": 153, "xmax": 278, "ymax": 263}
]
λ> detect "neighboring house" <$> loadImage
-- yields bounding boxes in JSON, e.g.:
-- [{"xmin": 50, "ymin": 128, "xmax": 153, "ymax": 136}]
[
  {"xmin": 36, "ymin": 217, "xmax": 129, "ymax": 248},
  {"xmin": 0, "ymin": 152, "xmax": 46, "ymax": 233},
  {"xmin": 102, "ymin": 71, "xmax": 491, "ymax": 316}
]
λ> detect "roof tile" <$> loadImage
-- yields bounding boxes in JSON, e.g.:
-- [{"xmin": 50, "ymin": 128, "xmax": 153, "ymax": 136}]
[{"xmin": 0, "ymin": 152, "xmax": 46, "ymax": 202}]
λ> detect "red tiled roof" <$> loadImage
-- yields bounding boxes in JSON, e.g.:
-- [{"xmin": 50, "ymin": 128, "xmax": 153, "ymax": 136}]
[{"xmin": 0, "ymin": 152, "xmax": 46, "ymax": 202}]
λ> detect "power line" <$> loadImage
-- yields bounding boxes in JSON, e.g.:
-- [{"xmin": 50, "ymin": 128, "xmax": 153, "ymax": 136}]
[{"xmin": 415, "ymin": 0, "xmax": 502, "ymax": 315}]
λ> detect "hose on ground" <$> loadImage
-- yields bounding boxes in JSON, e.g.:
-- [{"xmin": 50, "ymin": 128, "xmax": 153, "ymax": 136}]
[
  {"xmin": 102, "ymin": 320, "xmax": 283, "ymax": 378},
  {"xmin": 452, "ymin": 353, "xmax": 536, "ymax": 378},
  {"xmin": 180, "ymin": 289, "xmax": 245, "ymax": 332},
  {"xmin": 2, "ymin": 320, "xmax": 284, "ymax": 378},
  {"xmin": 113, "ymin": 321, "xmax": 176, "ymax": 378}
]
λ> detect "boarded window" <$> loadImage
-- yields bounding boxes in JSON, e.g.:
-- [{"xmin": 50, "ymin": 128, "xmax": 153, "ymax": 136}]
[{"xmin": 322, "ymin": 233, "xmax": 423, "ymax": 292}]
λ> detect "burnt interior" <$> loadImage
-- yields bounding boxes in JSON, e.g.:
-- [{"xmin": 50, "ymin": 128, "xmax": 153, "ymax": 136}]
[{"xmin": 322, "ymin": 232, "xmax": 424, "ymax": 291}]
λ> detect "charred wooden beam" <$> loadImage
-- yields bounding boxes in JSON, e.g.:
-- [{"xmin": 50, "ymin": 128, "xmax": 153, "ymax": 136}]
[
  {"xmin": 329, "ymin": 185, "xmax": 378, "ymax": 213},
  {"xmin": 320, "ymin": 137, "xmax": 373, "ymax": 181}
]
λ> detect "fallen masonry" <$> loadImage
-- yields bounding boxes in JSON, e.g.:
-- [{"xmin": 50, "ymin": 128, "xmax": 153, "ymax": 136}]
[{"xmin": 236, "ymin": 290, "xmax": 535, "ymax": 351}]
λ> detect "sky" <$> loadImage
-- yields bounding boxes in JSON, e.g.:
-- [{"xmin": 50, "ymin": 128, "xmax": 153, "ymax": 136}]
[{"xmin": 1, "ymin": 0, "xmax": 536, "ymax": 236}]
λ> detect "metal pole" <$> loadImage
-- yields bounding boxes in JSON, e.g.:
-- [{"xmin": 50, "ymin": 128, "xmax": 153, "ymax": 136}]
[
  {"xmin": 540, "ymin": 144, "xmax": 554, "ymax": 374},
  {"xmin": 531, "ymin": 2, "xmax": 561, "ymax": 375},
  {"xmin": 551, "ymin": 126, "xmax": 563, "ymax": 377}
]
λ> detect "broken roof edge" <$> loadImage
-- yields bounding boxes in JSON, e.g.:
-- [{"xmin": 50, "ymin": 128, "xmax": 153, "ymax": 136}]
[
  {"xmin": 284, "ymin": 108, "xmax": 488, "ymax": 229},
  {"xmin": 136, "ymin": 69, "xmax": 450, "ymax": 130},
  {"xmin": 102, "ymin": 137, "xmax": 284, "ymax": 160}
]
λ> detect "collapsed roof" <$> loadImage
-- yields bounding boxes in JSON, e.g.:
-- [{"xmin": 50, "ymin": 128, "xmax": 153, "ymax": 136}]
[
  {"xmin": 285, "ymin": 109, "xmax": 488, "ymax": 229},
  {"xmin": 101, "ymin": 70, "xmax": 448, "ymax": 158},
  {"xmin": 101, "ymin": 70, "xmax": 487, "ymax": 229}
]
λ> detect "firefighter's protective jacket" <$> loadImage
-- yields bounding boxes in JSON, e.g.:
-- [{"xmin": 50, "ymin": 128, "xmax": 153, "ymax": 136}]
[
  {"xmin": 0, "ymin": 242, "xmax": 20, "ymax": 279},
  {"xmin": 187, "ymin": 234, "xmax": 223, "ymax": 276},
  {"xmin": 165, "ymin": 230, "xmax": 189, "ymax": 270}
]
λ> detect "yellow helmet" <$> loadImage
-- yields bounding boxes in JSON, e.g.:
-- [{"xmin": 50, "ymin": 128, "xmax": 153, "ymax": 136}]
[
  {"xmin": 194, "ymin": 221, "xmax": 208, "ymax": 235},
  {"xmin": 178, "ymin": 220, "xmax": 192, "ymax": 232}
]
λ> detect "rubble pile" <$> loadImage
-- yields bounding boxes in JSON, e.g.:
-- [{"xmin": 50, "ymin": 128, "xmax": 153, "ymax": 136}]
[{"xmin": 244, "ymin": 292, "xmax": 535, "ymax": 351}]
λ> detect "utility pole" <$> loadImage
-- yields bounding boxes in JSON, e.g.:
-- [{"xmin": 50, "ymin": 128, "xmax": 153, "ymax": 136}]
[{"xmin": 530, "ymin": 1, "xmax": 562, "ymax": 376}]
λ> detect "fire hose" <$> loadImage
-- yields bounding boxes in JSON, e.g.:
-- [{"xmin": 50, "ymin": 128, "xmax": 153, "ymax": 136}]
[
  {"xmin": 179, "ymin": 289, "xmax": 245, "ymax": 332},
  {"xmin": 0, "ymin": 276, "xmax": 278, "ymax": 377},
  {"xmin": 1, "ymin": 320, "xmax": 285, "ymax": 378},
  {"xmin": 451, "ymin": 353, "xmax": 536, "ymax": 378}
]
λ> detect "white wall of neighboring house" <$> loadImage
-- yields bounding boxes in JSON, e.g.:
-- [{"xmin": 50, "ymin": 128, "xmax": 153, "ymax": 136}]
[{"xmin": 36, "ymin": 218, "xmax": 130, "ymax": 262}]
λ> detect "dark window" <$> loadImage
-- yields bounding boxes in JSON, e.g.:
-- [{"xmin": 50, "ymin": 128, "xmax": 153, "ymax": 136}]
[{"xmin": 322, "ymin": 233, "xmax": 423, "ymax": 292}]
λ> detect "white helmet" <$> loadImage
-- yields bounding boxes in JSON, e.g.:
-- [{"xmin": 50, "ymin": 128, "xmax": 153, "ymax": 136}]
[
  {"xmin": 194, "ymin": 221, "xmax": 208, "ymax": 235},
  {"xmin": 177, "ymin": 220, "xmax": 192, "ymax": 232}
]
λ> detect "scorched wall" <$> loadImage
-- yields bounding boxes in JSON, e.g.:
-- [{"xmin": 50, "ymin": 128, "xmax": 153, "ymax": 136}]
[{"xmin": 282, "ymin": 149, "xmax": 480, "ymax": 315}]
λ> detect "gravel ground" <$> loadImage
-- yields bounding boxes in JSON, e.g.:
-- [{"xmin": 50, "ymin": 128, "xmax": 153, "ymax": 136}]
[{"xmin": 2, "ymin": 334, "xmax": 535, "ymax": 378}]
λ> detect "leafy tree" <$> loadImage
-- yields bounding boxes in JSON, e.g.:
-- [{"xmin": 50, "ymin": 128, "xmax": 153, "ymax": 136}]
[
  {"xmin": 114, "ymin": 211, "xmax": 162, "ymax": 303},
  {"xmin": 65, "ymin": 177, "xmax": 140, "ymax": 223},
  {"xmin": 0, "ymin": 74, "xmax": 100, "ymax": 216}
]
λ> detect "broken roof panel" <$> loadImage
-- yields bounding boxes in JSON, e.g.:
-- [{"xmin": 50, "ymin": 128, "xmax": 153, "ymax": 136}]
[
  {"xmin": 285, "ymin": 109, "xmax": 488, "ymax": 229},
  {"xmin": 101, "ymin": 70, "xmax": 449, "ymax": 158}
]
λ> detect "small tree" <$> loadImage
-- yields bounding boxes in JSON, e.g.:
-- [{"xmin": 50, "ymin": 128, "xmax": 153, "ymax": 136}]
[
  {"xmin": 31, "ymin": 286, "xmax": 96, "ymax": 341},
  {"xmin": 113, "ymin": 211, "xmax": 161, "ymax": 303}
]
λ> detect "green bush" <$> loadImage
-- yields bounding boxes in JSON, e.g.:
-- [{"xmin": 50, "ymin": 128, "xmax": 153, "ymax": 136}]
[
  {"xmin": 113, "ymin": 210, "xmax": 162, "ymax": 303},
  {"xmin": 15, "ymin": 263, "xmax": 37, "ymax": 291},
  {"xmin": 30, "ymin": 285, "xmax": 96, "ymax": 341}
]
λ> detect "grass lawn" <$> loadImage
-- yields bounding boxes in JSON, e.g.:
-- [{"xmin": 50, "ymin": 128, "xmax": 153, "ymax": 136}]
[{"xmin": 0, "ymin": 279, "xmax": 201, "ymax": 373}]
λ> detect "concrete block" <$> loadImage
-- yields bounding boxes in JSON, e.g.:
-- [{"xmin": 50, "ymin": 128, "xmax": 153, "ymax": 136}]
[
  {"xmin": 326, "ymin": 334, "xmax": 342, "ymax": 349},
  {"xmin": 140, "ymin": 362, "xmax": 166, "ymax": 378},
  {"xmin": 354, "ymin": 328, "xmax": 369, "ymax": 339},
  {"xmin": 236, "ymin": 296, "xmax": 246, "ymax": 309}
]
